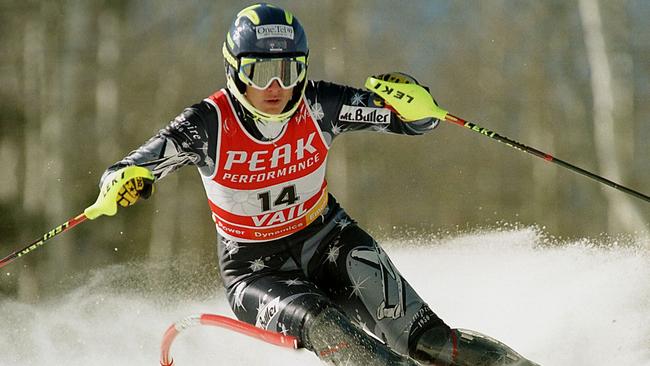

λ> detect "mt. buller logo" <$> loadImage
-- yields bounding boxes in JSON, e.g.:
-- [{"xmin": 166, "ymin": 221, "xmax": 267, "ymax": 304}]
[{"xmin": 338, "ymin": 105, "xmax": 390, "ymax": 124}]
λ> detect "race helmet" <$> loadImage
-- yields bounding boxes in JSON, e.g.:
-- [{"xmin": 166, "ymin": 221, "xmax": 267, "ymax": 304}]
[{"xmin": 223, "ymin": 3, "xmax": 309, "ymax": 122}]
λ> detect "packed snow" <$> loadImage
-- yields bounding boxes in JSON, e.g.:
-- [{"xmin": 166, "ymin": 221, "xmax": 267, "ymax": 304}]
[{"xmin": 1, "ymin": 226, "xmax": 648, "ymax": 365}]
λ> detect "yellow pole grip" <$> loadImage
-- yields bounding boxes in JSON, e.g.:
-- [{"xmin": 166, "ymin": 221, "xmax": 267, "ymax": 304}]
[
  {"xmin": 365, "ymin": 76, "xmax": 448, "ymax": 121},
  {"xmin": 84, "ymin": 166, "xmax": 154, "ymax": 220}
]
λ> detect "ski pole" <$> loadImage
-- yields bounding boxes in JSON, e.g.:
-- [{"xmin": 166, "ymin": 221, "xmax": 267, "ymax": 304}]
[
  {"xmin": 442, "ymin": 113, "xmax": 650, "ymax": 203},
  {"xmin": 0, "ymin": 213, "xmax": 88, "ymax": 269},
  {"xmin": 0, "ymin": 166, "xmax": 155, "ymax": 270},
  {"xmin": 365, "ymin": 75, "xmax": 650, "ymax": 204}
]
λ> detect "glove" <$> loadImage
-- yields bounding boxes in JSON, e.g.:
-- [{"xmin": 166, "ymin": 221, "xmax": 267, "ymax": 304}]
[
  {"xmin": 84, "ymin": 166, "xmax": 155, "ymax": 220},
  {"xmin": 116, "ymin": 174, "xmax": 154, "ymax": 208},
  {"xmin": 364, "ymin": 72, "xmax": 448, "ymax": 122}
]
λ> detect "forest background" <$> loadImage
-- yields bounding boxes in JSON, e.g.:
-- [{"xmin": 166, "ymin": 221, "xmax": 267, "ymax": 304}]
[{"xmin": 1, "ymin": 0, "xmax": 649, "ymax": 300}]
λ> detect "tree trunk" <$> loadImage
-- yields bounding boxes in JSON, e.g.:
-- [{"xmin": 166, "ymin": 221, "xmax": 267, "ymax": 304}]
[
  {"xmin": 578, "ymin": 0, "xmax": 646, "ymax": 233},
  {"xmin": 19, "ymin": 5, "xmax": 48, "ymax": 302},
  {"xmin": 322, "ymin": 0, "xmax": 351, "ymax": 205}
]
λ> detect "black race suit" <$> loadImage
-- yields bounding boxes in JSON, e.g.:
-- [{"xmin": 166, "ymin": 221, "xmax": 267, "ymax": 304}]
[{"xmin": 103, "ymin": 80, "xmax": 454, "ymax": 364}]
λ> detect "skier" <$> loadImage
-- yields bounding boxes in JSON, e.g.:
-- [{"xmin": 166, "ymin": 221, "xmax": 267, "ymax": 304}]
[{"xmin": 98, "ymin": 3, "xmax": 539, "ymax": 365}]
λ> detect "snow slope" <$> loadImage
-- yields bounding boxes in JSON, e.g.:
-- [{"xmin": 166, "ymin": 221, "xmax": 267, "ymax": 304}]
[{"xmin": 1, "ymin": 226, "xmax": 648, "ymax": 365}]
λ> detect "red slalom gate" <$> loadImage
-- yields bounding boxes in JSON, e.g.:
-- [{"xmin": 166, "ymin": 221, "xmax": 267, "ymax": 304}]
[{"xmin": 160, "ymin": 313, "xmax": 299, "ymax": 366}]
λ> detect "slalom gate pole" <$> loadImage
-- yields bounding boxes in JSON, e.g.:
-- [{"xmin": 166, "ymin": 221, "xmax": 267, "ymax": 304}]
[
  {"xmin": 443, "ymin": 113, "xmax": 650, "ymax": 203},
  {"xmin": 0, "ymin": 213, "xmax": 88, "ymax": 269},
  {"xmin": 160, "ymin": 313, "xmax": 299, "ymax": 366}
]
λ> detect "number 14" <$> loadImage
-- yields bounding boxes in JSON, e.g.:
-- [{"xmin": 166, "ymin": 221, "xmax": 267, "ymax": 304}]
[{"xmin": 257, "ymin": 185, "xmax": 300, "ymax": 212}]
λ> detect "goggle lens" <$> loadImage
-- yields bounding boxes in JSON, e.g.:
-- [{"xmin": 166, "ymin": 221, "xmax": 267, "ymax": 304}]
[{"xmin": 239, "ymin": 57, "xmax": 306, "ymax": 90}]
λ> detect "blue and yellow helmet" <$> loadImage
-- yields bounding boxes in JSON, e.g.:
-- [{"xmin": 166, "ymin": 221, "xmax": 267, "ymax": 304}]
[{"xmin": 223, "ymin": 3, "xmax": 309, "ymax": 121}]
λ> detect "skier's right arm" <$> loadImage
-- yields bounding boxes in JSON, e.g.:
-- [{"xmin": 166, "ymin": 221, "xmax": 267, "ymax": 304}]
[{"xmin": 96, "ymin": 100, "xmax": 218, "ymax": 205}]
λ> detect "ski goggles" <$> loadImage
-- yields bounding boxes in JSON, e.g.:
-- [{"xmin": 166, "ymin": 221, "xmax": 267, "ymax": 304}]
[{"xmin": 238, "ymin": 56, "xmax": 307, "ymax": 90}]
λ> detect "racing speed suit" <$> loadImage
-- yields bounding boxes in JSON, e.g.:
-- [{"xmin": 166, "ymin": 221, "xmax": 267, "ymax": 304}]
[{"xmin": 102, "ymin": 80, "xmax": 456, "ymax": 365}]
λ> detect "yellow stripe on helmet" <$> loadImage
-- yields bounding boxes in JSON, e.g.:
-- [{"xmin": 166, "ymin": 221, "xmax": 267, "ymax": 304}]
[
  {"xmin": 284, "ymin": 10, "xmax": 293, "ymax": 24},
  {"xmin": 222, "ymin": 43, "xmax": 238, "ymax": 67},
  {"xmin": 237, "ymin": 5, "xmax": 261, "ymax": 25}
]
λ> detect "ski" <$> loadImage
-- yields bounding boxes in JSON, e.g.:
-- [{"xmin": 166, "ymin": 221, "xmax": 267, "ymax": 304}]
[{"xmin": 160, "ymin": 313, "xmax": 299, "ymax": 366}]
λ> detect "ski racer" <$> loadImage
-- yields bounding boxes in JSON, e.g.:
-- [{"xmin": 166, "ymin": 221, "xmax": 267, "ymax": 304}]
[{"xmin": 97, "ymin": 3, "xmax": 539, "ymax": 365}]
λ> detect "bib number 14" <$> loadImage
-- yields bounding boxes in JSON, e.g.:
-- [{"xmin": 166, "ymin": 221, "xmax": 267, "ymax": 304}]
[{"xmin": 258, "ymin": 186, "xmax": 300, "ymax": 212}]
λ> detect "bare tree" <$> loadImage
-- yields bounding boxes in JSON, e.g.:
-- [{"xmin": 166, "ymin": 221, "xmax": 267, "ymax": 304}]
[
  {"xmin": 579, "ymin": 0, "xmax": 646, "ymax": 233},
  {"xmin": 18, "ymin": 4, "xmax": 48, "ymax": 301}
]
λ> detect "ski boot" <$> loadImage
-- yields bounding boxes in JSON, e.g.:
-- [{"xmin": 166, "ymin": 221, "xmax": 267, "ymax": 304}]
[
  {"xmin": 413, "ymin": 328, "xmax": 540, "ymax": 366},
  {"xmin": 304, "ymin": 307, "xmax": 420, "ymax": 366}
]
